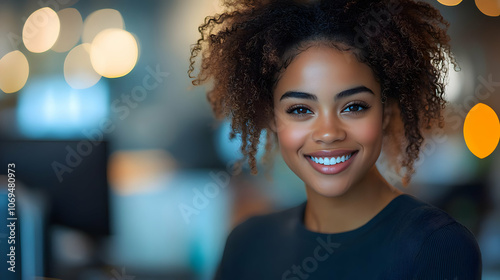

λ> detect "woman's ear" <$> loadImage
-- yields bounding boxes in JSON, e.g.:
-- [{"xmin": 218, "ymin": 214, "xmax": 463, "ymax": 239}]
[
  {"xmin": 268, "ymin": 116, "xmax": 277, "ymax": 133},
  {"xmin": 382, "ymin": 101, "xmax": 394, "ymax": 131}
]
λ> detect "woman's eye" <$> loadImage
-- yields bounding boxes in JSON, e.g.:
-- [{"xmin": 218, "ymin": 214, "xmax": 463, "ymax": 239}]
[
  {"xmin": 287, "ymin": 106, "xmax": 312, "ymax": 115},
  {"xmin": 343, "ymin": 104, "xmax": 366, "ymax": 113}
]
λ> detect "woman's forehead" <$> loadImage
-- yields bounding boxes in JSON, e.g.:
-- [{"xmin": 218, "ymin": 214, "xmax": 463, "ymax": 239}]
[{"xmin": 274, "ymin": 45, "xmax": 379, "ymax": 98}]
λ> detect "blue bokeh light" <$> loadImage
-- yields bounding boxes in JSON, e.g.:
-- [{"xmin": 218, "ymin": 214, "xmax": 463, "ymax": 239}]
[{"xmin": 17, "ymin": 77, "xmax": 109, "ymax": 139}]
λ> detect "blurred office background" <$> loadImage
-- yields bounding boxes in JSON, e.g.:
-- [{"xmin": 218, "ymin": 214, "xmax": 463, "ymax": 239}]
[{"xmin": 0, "ymin": 0, "xmax": 498, "ymax": 279}]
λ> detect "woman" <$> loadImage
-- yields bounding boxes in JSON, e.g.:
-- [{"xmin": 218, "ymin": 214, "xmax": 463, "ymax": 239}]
[{"xmin": 188, "ymin": 0, "xmax": 482, "ymax": 279}]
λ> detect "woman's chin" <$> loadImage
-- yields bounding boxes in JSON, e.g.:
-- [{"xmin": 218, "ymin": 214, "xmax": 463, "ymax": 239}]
[{"xmin": 306, "ymin": 182, "xmax": 352, "ymax": 198}]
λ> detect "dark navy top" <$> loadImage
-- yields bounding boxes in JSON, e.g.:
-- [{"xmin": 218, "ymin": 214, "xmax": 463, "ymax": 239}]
[{"xmin": 213, "ymin": 194, "xmax": 482, "ymax": 280}]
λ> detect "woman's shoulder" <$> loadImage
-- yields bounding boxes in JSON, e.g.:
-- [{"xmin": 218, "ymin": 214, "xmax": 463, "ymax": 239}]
[
  {"xmin": 395, "ymin": 194, "xmax": 474, "ymax": 236},
  {"xmin": 391, "ymin": 194, "xmax": 482, "ymax": 279},
  {"xmin": 393, "ymin": 194, "xmax": 479, "ymax": 246},
  {"xmin": 409, "ymin": 218, "xmax": 482, "ymax": 279}
]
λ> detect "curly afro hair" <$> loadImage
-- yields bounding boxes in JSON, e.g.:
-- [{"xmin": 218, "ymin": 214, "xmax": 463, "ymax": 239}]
[{"xmin": 188, "ymin": 0, "xmax": 455, "ymax": 186}]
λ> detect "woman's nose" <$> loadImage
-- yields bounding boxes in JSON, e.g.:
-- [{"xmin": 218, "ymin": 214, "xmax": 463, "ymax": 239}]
[{"xmin": 312, "ymin": 114, "xmax": 346, "ymax": 144}]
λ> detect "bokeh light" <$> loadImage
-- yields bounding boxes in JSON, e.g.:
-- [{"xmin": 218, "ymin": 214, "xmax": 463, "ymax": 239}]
[
  {"xmin": 445, "ymin": 65, "xmax": 463, "ymax": 103},
  {"xmin": 212, "ymin": 0, "xmax": 226, "ymax": 14},
  {"xmin": 444, "ymin": 55, "xmax": 474, "ymax": 103},
  {"xmin": 165, "ymin": 0, "xmax": 225, "ymax": 59},
  {"xmin": 463, "ymin": 103, "xmax": 500, "ymax": 159},
  {"xmin": 90, "ymin": 28, "xmax": 138, "ymax": 78},
  {"xmin": 0, "ymin": 50, "xmax": 29, "ymax": 93},
  {"xmin": 23, "ymin": 7, "xmax": 60, "ymax": 53},
  {"xmin": 64, "ymin": 43, "xmax": 101, "ymax": 89},
  {"xmin": 82, "ymin": 9, "xmax": 124, "ymax": 44},
  {"xmin": 108, "ymin": 150, "xmax": 177, "ymax": 194},
  {"xmin": 475, "ymin": 0, "xmax": 500, "ymax": 17},
  {"xmin": 215, "ymin": 120, "xmax": 267, "ymax": 164},
  {"xmin": 51, "ymin": 8, "xmax": 83, "ymax": 53},
  {"xmin": 17, "ymin": 76, "xmax": 109, "ymax": 139},
  {"xmin": 437, "ymin": 0, "xmax": 463, "ymax": 6}
]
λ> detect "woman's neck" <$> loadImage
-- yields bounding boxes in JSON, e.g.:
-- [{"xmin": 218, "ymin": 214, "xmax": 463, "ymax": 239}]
[{"xmin": 303, "ymin": 166, "xmax": 403, "ymax": 234}]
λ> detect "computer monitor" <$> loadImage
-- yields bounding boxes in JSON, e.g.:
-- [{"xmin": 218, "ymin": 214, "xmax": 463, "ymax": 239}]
[{"xmin": 0, "ymin": 140, "xmax": 110, "ymax": 236}]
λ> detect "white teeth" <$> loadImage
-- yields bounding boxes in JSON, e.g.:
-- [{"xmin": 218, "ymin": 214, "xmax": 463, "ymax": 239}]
[{"xmin": 309, "ymin": 153, "xmax": 353, "ymax": 166}]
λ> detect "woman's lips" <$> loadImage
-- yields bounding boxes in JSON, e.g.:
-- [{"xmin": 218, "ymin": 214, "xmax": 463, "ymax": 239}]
[{"xmin": 304, "ymin": 151, "xmax": 358, "ymax": 175}]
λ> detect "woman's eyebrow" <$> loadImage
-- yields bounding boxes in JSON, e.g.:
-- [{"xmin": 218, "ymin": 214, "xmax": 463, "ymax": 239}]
[{"xmin": 279, "ymin": 86, "xmax": 374, "ymax": 101}]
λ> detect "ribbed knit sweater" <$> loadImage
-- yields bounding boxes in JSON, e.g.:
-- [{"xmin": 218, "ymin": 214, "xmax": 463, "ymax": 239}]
[{"xmin": 214, "ymin": 194, "xmax": 482, "ymax": 280}]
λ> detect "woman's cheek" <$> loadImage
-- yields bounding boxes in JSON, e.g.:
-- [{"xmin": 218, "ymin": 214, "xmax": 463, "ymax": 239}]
[
  {"xmin": 354, "ymin": 116, "xmax": 384, "ymax": 147},
  {"xmin": 277, "ymin": 121, "xmax": 309, "ymax": 151}
]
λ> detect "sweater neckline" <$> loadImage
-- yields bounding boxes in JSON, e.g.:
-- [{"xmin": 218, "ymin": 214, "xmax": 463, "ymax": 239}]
[{"xmin": 296, "ymin": 193, "xmax": 411, "ymax": 238}]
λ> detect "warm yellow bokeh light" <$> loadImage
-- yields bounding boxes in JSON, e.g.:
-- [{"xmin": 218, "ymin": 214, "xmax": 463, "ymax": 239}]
[
  {"xmin": 64, "ymin": 44, "xmax": 102, "ymax": 89},
  {"xmin": 475, "ymin": 0, "xmax": 500, "ymax": 16},
  {"xmin": 212, "ymin": 0, "xmax": 226, "ymax": 14},
  {"xmin": 0, "ymin": 51, "xmax": 29, "ymax": 93},
  {"xmin": 437, "ymin": 0, "xmax": 463, "ymax": 6},
  {"xmin": 463, "ymin": 103, "xmax": 500, "ymax": 159},
  {"xmin": 52, "ymin": 8, "xmax": 83, "ymax": 53},
  {"xmin": 23, "ymin": 7, "xmax": 60, "ymax": 53},
  {"xmin": 82, "ymin": 9, "xmax": 124, "ymax": 44},
  {"xmin": 108, "ymin": 150, "xmax": 177, "ymax": 194},
  {"xmin": 90, "ymin": 29, "xmax": 138, "ymax": 78}
]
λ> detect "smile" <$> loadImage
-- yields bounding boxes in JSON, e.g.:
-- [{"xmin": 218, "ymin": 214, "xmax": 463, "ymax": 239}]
[
  {"xmin": 309, "ymin": 153, "xmax": 353, "ymax": 166},
  {"xmin": 305, "ymin": 151, "xmax": 357, "ymax": 175}
]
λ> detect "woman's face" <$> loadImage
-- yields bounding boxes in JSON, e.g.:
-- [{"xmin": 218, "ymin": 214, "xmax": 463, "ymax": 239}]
[{"xmin": 271, "ymin": 44, "xmax": 387, "ymax": 197}]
